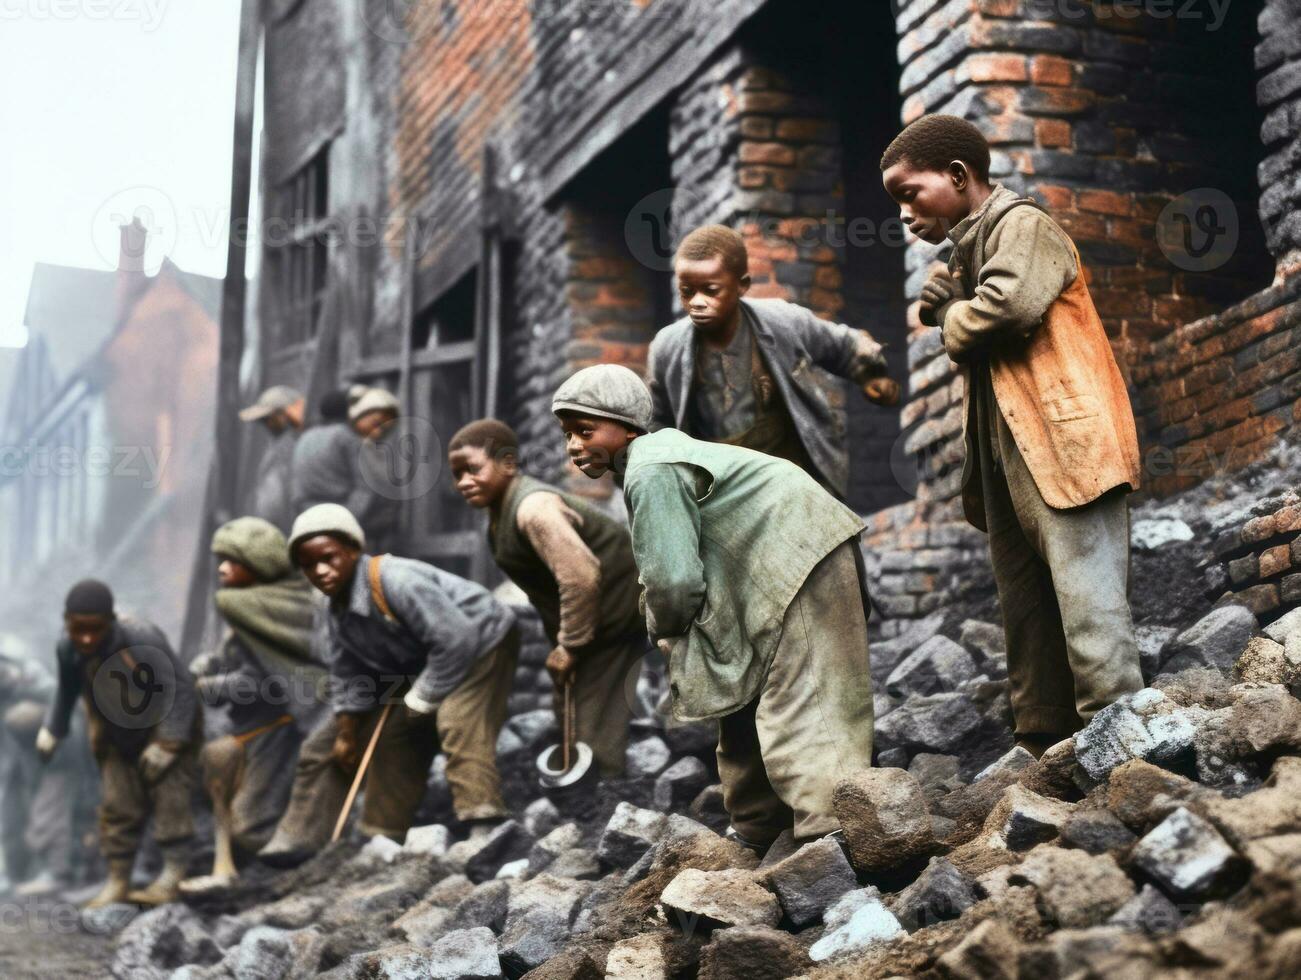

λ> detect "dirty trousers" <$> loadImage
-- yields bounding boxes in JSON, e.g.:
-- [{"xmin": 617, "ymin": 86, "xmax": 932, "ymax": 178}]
[
  {"xmin": 200, "ymin": 717, "xmax": 301, "ymax": 855},
  {"xmin": 98, "ymin": 743, "xmax": 197, "ymax": 861},
  {"xmin": 978, "ymin": 381, "xmax": 1143, "ymax": 736},
  {"xmin": 716, "ymin": 539, "xmax": 874, "ymax": 844},
  {"xmin": 271, "ymin": 630, "xmax": 519, "ymax": 847},
  {"xmin": 554, "ymin": 636, "xmax": 647, "ymax": 777}
]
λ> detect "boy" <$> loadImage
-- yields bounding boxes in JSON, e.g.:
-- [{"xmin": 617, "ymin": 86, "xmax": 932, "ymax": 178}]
[
  {"xmin": 881, "ymin": 114, "xmax": 1144, "ymax": 754},
  {"xmin": 448, "ymin": 418, "xmax": 646, "ymax": 777},
  {"xmin": 348, "ymin": 387, "xmax": 403, "ymax": 554},
  {"xmin": 239, "ymin": 385, "xmax": 305, "ymax": 533},
  {"xmin": 36, "ymin": 580, "xmax": 201, "ymax": 907},
  {"xmin": 646, "ymin": 224, "xmax": 901, "ymax": 498},
  {"xmin": 258, "ymin": 504, "xmax": 517, "ymax": 865},
  {"xmin": 291, "ymin": 388, "xmax": 364, "ymax": 516},
  {"xmin": 552, "ymin": 364, "xmax": 874, "ymax": 850},
  {"xmin": 183, "ymin": 517, "xmax": 327, "ymax": 893}
]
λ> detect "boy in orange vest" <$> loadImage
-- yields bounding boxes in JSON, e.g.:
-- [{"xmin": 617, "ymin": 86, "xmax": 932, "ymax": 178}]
[{"xmin": 881, "ymin": 115, "xmax": 1144, "ymax": 756}]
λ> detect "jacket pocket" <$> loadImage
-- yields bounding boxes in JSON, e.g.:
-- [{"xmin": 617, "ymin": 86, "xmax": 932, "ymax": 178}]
[{"xmin": 1043, "ymin": 393, "xmax": 1099, "ymax": 423}]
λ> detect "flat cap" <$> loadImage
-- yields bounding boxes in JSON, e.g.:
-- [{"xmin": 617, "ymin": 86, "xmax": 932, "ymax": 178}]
[
  {"xmin": 239, "ymin": 385, "xmax": 303, "ymax": 423},
  {"xmin": 348, "ymin": 387, "xmax": 401, "ymax": 423},
  {"xmin": 552, "ymin": 364, "xmax": 653, "ymax": 432}
]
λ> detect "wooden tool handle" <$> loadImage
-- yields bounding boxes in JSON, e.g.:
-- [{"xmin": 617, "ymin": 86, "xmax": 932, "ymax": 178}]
[{"xmin": 332, "ymin": 701, "xmax": 393, "ymax": 843}]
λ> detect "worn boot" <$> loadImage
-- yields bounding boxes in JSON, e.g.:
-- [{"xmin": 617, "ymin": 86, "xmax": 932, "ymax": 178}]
[
  {"xmin": 83, "ymin": 859, "xmax": 133, "ymax": 909},
  {"xmin": 257, "ymin": 829, "xmax": 317, "ymax": 869},
  {"xmin": 128, "ymin": 851, "xmax": 188, "ymax": 906}
]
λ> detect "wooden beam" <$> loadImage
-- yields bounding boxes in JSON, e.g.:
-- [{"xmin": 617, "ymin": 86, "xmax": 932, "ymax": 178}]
[{"xmin": 181, "ymin": 0, "xmax": 262, "ymax": 658}]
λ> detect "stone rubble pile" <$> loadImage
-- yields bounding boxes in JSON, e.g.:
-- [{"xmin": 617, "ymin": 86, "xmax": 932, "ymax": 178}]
[{"xmin": 89, "ymin": 595, "xmax": 1301, "ymax": 979}]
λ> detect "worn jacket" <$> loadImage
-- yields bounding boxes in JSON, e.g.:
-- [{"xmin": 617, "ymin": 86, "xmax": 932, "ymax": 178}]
[
  {"xmin": 253, "ymin": 429, "xmax": 299, "ymax": 533},
  {"xmin": 208, "ymin": 517, "xmax": 329, "ymax": 729},
  {"xmin": 326, "ymin": 554, "xmax": 516, "ymax": 714},
  {"xmin": 290, "ymin": 422, "xmax": 362, "ymax": 516},
  {"xmin": 646, "ymin": 298, "xmax": 888, "ymax": 497},
  {"xmin": 940, "ymin": 185, "xmax": 1142, "ymax": 527},
  {"xmin": 622, "ymin": 428, "xmax": 866, "ymax": 722},
  {"xmin": 44, "ymin": 617, "xmax": 199, "ymax": 760},
  {"xmin": 490, "ymin": 474, "xmax": 644, "ymax": 652}
]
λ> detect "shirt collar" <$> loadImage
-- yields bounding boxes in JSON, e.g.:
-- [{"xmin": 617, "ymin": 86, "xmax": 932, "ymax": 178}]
[
  {"xmin": 340, "ymin": 554, "xmax": 376, "ymax": 616},
  {"xmin": 946, "ymin": 182, "xmax": 1011, "ymax": 247}
]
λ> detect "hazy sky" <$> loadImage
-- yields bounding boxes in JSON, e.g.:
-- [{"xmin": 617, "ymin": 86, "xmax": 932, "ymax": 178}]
[{"xmin": 0, "ymin": 2, "xmax": 242, "ymax": 348}]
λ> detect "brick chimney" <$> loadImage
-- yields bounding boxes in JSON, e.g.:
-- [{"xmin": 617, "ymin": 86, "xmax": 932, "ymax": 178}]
[{"xmin": 118, "ymin": 217, "xmax": 148, "ymax": 274}]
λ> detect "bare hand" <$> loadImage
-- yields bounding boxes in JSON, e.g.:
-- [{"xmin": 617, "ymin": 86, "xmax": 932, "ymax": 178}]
[
  {"xmin": 332, "ymin": 715, "xmax": 361, "ymax": 771},
  {"xmin": 545, "ymin": 646, "xmax": 578, "ymax": 687},
  {"xmin": 138, "ymin": 743, "xmax": 178, "ymax": 783},
  {"xmin": 863, "ymin": 377, "xmax": 901, "ymax": 407},
  {"xmin": 919, "ymin": 270, "xmax": 960, "ymax": 327},
  {"xmin": 35, "ymin": 727, "xmax": 58, "ymax": 761}
]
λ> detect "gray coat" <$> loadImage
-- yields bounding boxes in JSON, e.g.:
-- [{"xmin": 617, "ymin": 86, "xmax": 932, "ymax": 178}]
[
  {"xmin": 646, "ymin": 298, "xmax": 887, "ymax": 498},
  {"xmin": 290, "ymin": 422, "xmax": 362, "ymax": 515}
]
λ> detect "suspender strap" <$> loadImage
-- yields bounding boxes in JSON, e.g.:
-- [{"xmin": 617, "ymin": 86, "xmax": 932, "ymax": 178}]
[
  {"xmin": 368, "ymin": 555, "xmax": 398, "ymax": 624},
  {"xmin": 232, "ymin": 713, "xmax": 294, "ymax": 746}
]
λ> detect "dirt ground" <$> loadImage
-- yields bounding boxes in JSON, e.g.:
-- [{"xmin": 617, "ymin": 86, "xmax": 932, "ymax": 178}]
[{"xmin": 0, "ymin": 898, "xmax": 113, "ymax": 978}]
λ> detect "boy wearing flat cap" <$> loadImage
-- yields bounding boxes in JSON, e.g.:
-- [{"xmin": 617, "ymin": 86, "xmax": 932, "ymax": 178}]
[
  {"xmin": 552, "ymin": 364, "xmax": 875, "ymax": 852},
  {"xmin": 258, "ymin": 504, "xmax": 518, "ymax": 865}
]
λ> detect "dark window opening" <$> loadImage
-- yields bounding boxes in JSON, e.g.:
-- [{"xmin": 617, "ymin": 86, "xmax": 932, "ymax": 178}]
[
  {"xmin": 265, "ymin": 143, "xmax": 331, "ymax": 350},
  {"xmin": 413, "ymin": 269, "xmax": 478, "ymax": 350},
  {"xmin": 740, "ymin": 0, "xmax": 911, "ymax": 515}
]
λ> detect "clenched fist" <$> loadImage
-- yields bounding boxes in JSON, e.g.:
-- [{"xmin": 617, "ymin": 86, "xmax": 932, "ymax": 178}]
[
  {"xmin": 545, "ymin": 645, "xmax": 578, "ymax": 687},
  {"xmin": 332, "ymin": 714, "xmax": 361, "ymax": 771},
  {"xmin": 863, "ymin": 377, "xmax": 901, "ymax": 407},
  {"xmin": 919, "ymin": 269, "xmax": 962, "ymax": 327}
]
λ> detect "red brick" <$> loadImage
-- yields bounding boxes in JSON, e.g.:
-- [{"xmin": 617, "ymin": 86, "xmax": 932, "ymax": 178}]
[
  {"xmin": 1036, "ymin": 184, "xmax": 1074, "ymax": 209},
  {"xmin": 1261, "ymin": 544, "xmax": 1292, "ymax": 579},
  {"xmin": 1275, "ymin": 504, "xmax": 1301, "ymax": 534},
  {"xmin": 814, "ymin": 265, "xmax": 843, "ymax": 289},
  {"xmin": 1077, "ymin": 190, "xmax": 1132, "ymax": 217},
  {"xmin": 739, "ymin": 142, "xmax": 797, "ymax": 166},
  {"xmin": 1036, "ymin": 119, "xmax": 1071, "ymax": 148},
  {"xmin": 964, "ymin": 53, "xmax": 1029, "ymax": 83},
  {"xmin": 1030, "ymin": 55, "xmax": 1073, "ymax": 87},
  {"xmin": 774, "ymin": 118, "xmax": 839, "ymax": 143}
]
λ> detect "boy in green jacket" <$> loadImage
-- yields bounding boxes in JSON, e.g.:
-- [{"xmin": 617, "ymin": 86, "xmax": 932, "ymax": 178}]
[
  {"xmin": 551, "ymin": 364, "xmax": 874, "ymax": 850},
  {"xmin": 448, "ymin": 418, "xmax": 647, "ymax": 776}
]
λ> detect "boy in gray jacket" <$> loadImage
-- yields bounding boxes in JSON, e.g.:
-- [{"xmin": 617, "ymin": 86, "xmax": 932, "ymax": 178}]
[{"xmin": 647, "ymin": 224, "xmax": 900, "ymax": 498}]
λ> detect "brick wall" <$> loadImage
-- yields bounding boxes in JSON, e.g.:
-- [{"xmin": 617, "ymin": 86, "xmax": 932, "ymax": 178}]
[
  {"xmin": 1258, "ymin": 0, "xmax": 1301, "ymax": 263},
  {"xmin": 1133, "ymin": 271, "xmax": 1301, "ymax": 497},
  {"xmin": 256, "ymin": 0, "xmax": 1301, "ymax": 630},
  {"xmin": 1205, "ymin": 490, "xmax": 1301, "ymax": 624}
]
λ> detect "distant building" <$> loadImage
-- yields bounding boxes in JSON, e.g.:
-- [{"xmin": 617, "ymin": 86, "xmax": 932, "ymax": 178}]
[{"xmin": 0, "ymin": 219, "xmax": 221, "ymax": 653}]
